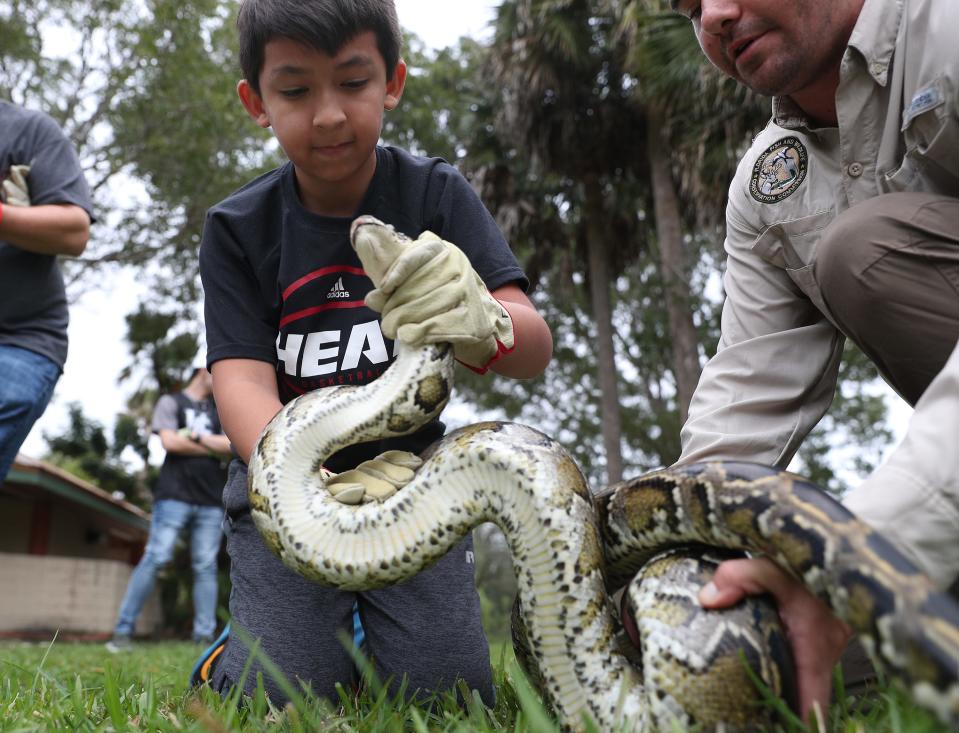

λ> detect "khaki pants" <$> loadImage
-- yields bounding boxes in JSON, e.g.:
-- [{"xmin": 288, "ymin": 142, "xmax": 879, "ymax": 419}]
[
  {"xmin": 814, "ymin": 193, "xmax": 959, "ymax": 695},
  {"xmin": 815, "ymin": 192, "xmax": 959, "ymax": 405}
]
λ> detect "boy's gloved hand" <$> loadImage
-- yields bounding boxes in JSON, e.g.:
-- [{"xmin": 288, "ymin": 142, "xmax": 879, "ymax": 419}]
[
  {"xmin": 326, "ymin": 450, "xmax": 423, "ymax": 504},
  {"xmin": 351, "ymin": 216, "xmax": 514, "ymax": 373},
  {"xmin": 1, "ymin": 165, "xmax": 31, "ymax": 206}
]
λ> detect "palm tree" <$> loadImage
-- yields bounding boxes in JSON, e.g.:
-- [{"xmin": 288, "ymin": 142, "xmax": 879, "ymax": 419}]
[
  {"xmin": 615, "ymin": 1, "xmax": 770, "ymax": 423},
  {"xmin": 486, "ymin": 0, "xmax": 648, "ymax": 482}
]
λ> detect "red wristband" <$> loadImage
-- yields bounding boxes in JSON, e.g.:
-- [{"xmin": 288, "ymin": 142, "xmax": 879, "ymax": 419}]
[
  {"xmin": 456, "ymin": 297, "xmax": 516, "ymax": 375},
  {"xmin": 457, "ymin": 338, "xmax": 516, "ymax": 375}
]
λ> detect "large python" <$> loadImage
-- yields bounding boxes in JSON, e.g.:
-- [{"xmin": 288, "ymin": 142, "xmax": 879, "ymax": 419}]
[{"xmin": 248, "ymin": 217, "xmax": 959, "ymax": 731}]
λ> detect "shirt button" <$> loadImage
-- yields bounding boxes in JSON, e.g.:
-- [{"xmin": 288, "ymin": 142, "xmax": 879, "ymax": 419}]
[{"xmin": 847, "ymin": 161, "xmax": 864, "ymax": 178}]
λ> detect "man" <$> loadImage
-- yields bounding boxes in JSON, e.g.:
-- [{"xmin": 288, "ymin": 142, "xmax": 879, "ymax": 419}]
[
  {"xmin": 106, "ymin": 366, "xmax": 232, "ymax": 651},
  {"xmin": 0, "ymin": 101, "xmax": 93, "ymax": 483},
  {"xmin": 668, "ymin": 0, "xmax": 959, "ymax": 720}
]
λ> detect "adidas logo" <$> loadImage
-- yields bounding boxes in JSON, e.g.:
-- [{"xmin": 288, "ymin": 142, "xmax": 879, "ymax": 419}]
[{"xmin": 327, "ymin": 277, "xmax": 351, "ymax": 300}]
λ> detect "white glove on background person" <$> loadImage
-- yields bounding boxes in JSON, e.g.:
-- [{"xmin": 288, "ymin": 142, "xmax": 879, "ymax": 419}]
[
  {"xmin": 1, "ymin": 165, "xmax": 31, "ymax": 207},
  {"xmin": 351, "ymin": 215, "xmax": 515, "ymax": 372}
]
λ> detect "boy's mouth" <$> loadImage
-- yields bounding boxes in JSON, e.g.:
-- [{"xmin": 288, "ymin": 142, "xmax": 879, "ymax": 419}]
[{"xmin": 314, "ymin": 141, "xmax": 353, "ymax": 155}]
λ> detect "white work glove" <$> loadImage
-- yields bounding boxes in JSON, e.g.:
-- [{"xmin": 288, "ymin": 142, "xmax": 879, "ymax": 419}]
[
  {"xmin": 326, "ymin": 450, "xmax": 423, "ymax": 504},
  {"xmin": 1, "ymin": 165, "xmax": 31, "ymax": 207},
  {"xmin": 351, "ymin": 215, "xmax": 515, "ymax": 373}
]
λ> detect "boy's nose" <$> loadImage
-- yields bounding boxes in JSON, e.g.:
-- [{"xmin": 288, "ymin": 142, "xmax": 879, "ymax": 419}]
[{"xmin": 312, "ymin": 96, "xmax": 347, "ymax": 128}]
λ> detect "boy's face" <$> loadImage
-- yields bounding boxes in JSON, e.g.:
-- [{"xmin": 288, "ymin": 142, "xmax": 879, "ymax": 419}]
[{"xmin": 238, "ymin": 31, "xmax": 406, "ymax": 216}]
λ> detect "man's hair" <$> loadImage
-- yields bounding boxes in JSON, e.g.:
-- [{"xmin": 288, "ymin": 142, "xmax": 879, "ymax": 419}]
[{"xmin": 237, "ymin": 0, "xmax": 402, "ymax": 94}]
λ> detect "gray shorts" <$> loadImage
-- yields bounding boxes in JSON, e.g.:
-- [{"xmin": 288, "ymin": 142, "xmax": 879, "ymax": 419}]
[{"xmin": 212, "ymin": 462, "xmax": 494, "ymax": 707}]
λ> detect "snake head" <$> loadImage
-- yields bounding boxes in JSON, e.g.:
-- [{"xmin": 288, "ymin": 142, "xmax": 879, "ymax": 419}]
[{"xmin": 350, "ymin": 215, "xmax": 412, "ymax": 286}]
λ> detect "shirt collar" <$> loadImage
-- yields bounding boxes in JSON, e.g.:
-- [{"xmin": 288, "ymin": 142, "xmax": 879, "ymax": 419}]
[
  {"xmin": 772, "ymin": 96, "xmax": 809, "ymax": 129},
  {"xmin": 847, "ymin": 0, "xmax": 903, "ymax": 86},
  {"xmin": 771, "ymin": 0, "xmax": 904, "ymax": 129}
]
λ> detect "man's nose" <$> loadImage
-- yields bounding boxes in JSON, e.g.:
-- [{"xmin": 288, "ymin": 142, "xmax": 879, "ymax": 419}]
[{"xmin": 700, "ymin": 0, "xmax": 740, "ymax": 36}]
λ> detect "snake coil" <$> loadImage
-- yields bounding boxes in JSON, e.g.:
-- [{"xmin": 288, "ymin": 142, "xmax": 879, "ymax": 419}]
[
  {"xmin": 248, "ymin": 214, "xmax": 959, "ymax": 731},
  {"xmin": 249, "ymin": 339, "xmax": 959, "ymax": 731}
]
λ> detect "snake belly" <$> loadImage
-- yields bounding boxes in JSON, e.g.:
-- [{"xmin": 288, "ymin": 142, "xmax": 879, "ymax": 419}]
[{"xmin": 248, "ymin": 341, "xmax": 959, "ymax": 731}]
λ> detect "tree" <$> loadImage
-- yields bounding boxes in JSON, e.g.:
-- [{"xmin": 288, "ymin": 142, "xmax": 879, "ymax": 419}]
[
  {"xmin": 482, "ymin": 0, "xmax": 651, "ymax": 483},
  {"xmin": 43, "ymin": 403, "xmax": 153, "ymax": 506}
]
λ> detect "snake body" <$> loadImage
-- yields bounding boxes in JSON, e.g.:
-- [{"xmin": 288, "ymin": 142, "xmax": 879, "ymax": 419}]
[
  {"xmin": 247, "ymin": 215, "xmax": 959, "ymax": 731},
  {"xmin": 249, "ymin": 339, "xmax": 959, "ymax": 731}
]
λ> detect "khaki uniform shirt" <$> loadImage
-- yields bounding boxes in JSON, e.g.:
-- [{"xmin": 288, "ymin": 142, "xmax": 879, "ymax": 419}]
[{"xmin": 679, "ymin": 0, "xmax": 959, "ymax": 583}]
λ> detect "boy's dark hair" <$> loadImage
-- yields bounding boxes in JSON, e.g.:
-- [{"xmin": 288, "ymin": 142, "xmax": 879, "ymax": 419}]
[{"xmin": 238, "ymin": 0, "xmax": 402, "ymax": 94}]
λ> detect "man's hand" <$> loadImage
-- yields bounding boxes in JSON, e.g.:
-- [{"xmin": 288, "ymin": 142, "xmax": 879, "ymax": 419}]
[
  {"xmin": 351, "ymin": 217, "xmax": 514, "ymax": 372},
  {"xmin": 326, "ymin": 450, "xmax": 423, "ymax": 504},
  {"xmin": 699, "ymin": 557, "xmax": 852, "ymax": 722},
  {"xmin": 2, "ymin": 165, "xmax": 31, "ymax": 207}
]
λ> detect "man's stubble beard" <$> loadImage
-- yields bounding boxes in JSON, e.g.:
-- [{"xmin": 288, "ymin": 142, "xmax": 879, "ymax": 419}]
[{"xmin": 738, "ymin": 7, "xmax": 849, "ymax": 99}]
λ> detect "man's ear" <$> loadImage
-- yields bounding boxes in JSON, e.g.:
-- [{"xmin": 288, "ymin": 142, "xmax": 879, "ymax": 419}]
[
  {"xmin": 238, "ymin": 79, "xmax": 270, "ymax": 128},
  {"xmin": 384, "ymin": 59, "xmax": 407, "ymax": 111}
]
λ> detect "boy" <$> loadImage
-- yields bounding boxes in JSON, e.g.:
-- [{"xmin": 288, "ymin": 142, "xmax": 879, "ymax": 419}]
[{"xmin": 197, "ymin": 0, "xmax": 553, "ymax": 707}]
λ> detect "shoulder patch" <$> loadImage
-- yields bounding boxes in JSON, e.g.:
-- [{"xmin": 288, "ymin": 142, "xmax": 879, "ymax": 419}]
[{"xmin": 749, "ymin": 137, "xmax": 808, "ymax": 204}]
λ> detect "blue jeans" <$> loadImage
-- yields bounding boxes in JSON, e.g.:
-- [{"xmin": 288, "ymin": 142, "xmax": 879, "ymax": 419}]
[
  {"xmin": 114, "ymin": 499, "xmax": 224, "ymax": 639},
  {"xmin": 0, "ymin": 345, "xmax": 61, "ymax": 484}
]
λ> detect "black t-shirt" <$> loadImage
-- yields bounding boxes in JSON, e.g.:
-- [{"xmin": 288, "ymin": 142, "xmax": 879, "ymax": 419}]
[
  {"xmin": 200, "ymin": 146, "xmax": 526, "ymax": 510},
  {"xmin": 0, "ymin": 101, "xmax": 94, "ymax": 368},
  {"xmin": 151, "ymin": 392, "xmax": 227, "ymax": 507}
]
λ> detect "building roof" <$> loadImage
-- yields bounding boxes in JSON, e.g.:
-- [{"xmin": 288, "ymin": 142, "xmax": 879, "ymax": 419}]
[{"xmin": 6, "ymin": 454, "xmax": 150, "ymax": 532}]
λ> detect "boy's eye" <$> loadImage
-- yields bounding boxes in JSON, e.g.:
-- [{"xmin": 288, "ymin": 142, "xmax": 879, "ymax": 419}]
[
  {"xmin": 342, "ymin": 79, "xmax": 369, "ymax": 90},
  {"xmin": 280, "ymin": 87, "xmax": 307, "ymax": 99}
]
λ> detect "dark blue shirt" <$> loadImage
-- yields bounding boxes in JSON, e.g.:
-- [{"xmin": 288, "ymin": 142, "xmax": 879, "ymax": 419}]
[{"xmin": 200, "ymin": 146, "xmax": 526, "ymax": 509}]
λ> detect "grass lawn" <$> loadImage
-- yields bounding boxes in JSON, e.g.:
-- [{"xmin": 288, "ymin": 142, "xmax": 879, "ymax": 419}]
[{"xmin": 0, "ymin": 637, "xmax": 950, "ymax": 732}]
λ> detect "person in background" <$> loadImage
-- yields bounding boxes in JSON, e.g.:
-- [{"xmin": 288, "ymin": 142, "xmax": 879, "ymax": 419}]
[
  {"xmin": 0, "ymin": 101, "xmax": 93, "ymax": 483},
  {"xmin": 106, "ymin": 366, "xmax": 231, "ymax": 651}
]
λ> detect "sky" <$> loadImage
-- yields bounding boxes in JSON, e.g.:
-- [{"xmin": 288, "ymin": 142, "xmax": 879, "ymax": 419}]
[{"xmin": 19, "ymin": 0, "xmax": 500, "ymax": 460}]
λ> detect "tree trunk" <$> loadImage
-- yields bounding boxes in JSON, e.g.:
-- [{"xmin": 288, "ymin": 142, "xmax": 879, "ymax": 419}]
[
  {"xmin": 647, "ymin": 106, "xmax": 703, "ymax": 424},
  {"xmin": 584, "ymin": 176, "xmax": 624, "ymax": 484}
]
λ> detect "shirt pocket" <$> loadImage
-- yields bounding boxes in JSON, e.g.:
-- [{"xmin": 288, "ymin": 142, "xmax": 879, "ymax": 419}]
[
  {"xmin": 751, "ymin": 209, "xmax": 836, "ymax": 320},
  {"xmin": 882, "ymin": 76, "xmax": 959, "ymax": 191}
]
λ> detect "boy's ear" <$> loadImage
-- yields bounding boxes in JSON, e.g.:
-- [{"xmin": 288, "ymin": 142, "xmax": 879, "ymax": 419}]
[
  {"xmin": 384, "ymin": 59, "xmax": 407, "ymax": 111},
  {"xmin": 237, "ymin": 79, "xmax": 271, "ymax": 128}
]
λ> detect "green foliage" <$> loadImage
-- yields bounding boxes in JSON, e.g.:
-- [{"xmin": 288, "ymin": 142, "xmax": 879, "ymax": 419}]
[
  {"xmin": 616, "ymin": 0, "xmax": 770, "ymax": 227},
  {"xmin": 122, "ymin": 304, "xmax": 202, "ymax": 394},
  {"xmin": 42, "ymin": 402, "xmax": 153, "ymax": 505},
  {"xmin": 384, "ymin": 34, "xmax": 496, "ymax": 164}
]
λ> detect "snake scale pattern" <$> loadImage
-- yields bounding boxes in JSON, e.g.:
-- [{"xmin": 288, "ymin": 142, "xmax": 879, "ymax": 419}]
[{"xmin": 248, "ymin": 222, "xmax": 959, "ymax": 732}]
